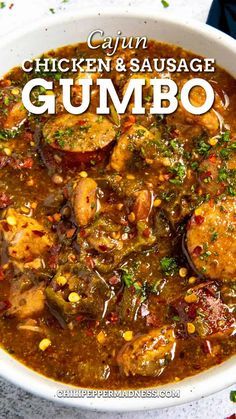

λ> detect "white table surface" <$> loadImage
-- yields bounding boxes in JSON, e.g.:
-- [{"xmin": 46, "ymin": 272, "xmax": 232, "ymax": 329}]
[{"xmin": 0, "ymin": 0, "xmax": 235, "ymax": 417}]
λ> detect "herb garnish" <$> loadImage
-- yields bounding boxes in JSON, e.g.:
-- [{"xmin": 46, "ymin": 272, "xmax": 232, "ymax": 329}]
[{"xmin": 160, "ymin": 257, "xmax": 178, "ymax": 276}]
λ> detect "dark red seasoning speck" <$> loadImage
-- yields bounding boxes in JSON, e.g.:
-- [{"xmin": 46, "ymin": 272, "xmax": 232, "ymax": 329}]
[
  {"xmin": 32, "ymin": 230, "xmax": 46, "ymax": 237},
  {"xmin": 108, "ymin": 275, "xmax": 120, "ymax": 285},
  {"xmin": 194, "ymin": 215, "xmax": 205, "ymax": 225},
  {"xmin": 0, "ymin": 300, "xmax": 11, "ymax": 311},
  {"xmin": 192, "ymin": 246, "xmax": 203, "ymax": 257},
  {"xmin": 143, "ymin": 228, "xmax": 151, "ymax": 238},
  {"xmin": 85, "ymin": 256, "xmax": 95, "ymax": 269},
  {"xmin": 0, "ymin": 191, "xmax": 12, "ymax": 209},
  {"xmin": 98, "ymin": 245, "xmax": 108, "ymax": 252},
  {"xmin": 77, "ymin": 120, "xmax": 86, "ymax": 126},
  {"xmin": 109, "ymin": 312, "xmax": 119, "ymax": 323},
  {"xmin": 11, "ymin": 157, "xmax": 33, "ymax": 169},
  {"xmin": 0, "ymin": 267, "xmax": 4, "ymax": 281}
]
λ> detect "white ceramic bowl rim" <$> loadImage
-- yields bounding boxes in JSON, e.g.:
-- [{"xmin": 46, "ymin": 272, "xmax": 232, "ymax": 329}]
[{"xmin": 0, "ymin": 8, "xmax": 235, "ymax": 411}]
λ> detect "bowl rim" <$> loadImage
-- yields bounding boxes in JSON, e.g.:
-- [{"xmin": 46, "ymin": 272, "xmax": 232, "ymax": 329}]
[{"xmin": 0, "ymin": 7, "xmax": 235, "ymax": 411}]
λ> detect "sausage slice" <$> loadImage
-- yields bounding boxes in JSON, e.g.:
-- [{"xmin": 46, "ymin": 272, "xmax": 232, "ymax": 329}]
[
  {"xmin": 42, "ymin": 112, "xmax": 116, "ymax": 164},
  {"xmin": 186, "ymin": 198, "xmax": 236, "ymax": 282}
]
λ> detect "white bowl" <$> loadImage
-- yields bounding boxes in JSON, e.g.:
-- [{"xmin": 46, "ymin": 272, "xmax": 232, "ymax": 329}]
[{"xmin": 0, "ymin": 8, "xmax": 235, "ymax": 411}]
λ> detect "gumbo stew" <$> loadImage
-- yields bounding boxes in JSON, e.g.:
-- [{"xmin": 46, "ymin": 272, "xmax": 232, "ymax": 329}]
[{"xmin": 0, "ymin": 40, "xmax": 235, "ymax": 389}]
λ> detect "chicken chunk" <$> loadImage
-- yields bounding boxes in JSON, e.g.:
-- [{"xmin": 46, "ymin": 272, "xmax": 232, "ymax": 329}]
[
  {"xmin": 7, "ymin": 283, "xmax": 45, "ymax": 319},
  {"xmin": 0, "ymin": 208, "xmax": 52, "ymax": 262},
  {"xmin": 167, "ymin": 83, "xmax": 222, "ymax": 136},
  {"xmin": 186, "ymin": 198, "xmax": 236, "ymax": 281},
  {"xmin": 4, "ymin": 101, "xmax": 27, "ymax": 130},
  {"xmin": 110, "ymin": 125, "xmax": 155, "ymax": 172},
  {"xmin": 117, "ymin": 326, "xmax": 176, "ymax": 377},
  {"xmin": 72, "ymin": 177, "xmax": 97, "ymax": 226}
]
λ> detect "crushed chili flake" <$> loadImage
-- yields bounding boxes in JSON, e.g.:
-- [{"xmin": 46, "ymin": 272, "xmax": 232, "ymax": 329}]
[
  {"xmin": 0, "ymin": 266, "xmax": 5, "ymax": 281},
  {"xmin": 85, "ymin": 256, "xmax": 95, "ymax": 269},
  {"xmin": 194, "ymin": 215, "xmax": 205, "ymax": 225},
  {"xmin": 142, "ymin": 227, "xmax": 150, "ymax": 238},
  {"xmin": 208, "ymin": 154, "xmax": 217, "ymax": 163},
  {"xmin": 76, "ymin": 315, "xmax": 84, "ymax": 323},
  {"xmin": 0, "ymin": 191, "xmax": 12, "ymax": 209},
  {"xmin": 0, "ymin": 300, "xmax": 11, "ymax": 311},
  {"xmin": 85, "ymin": 328, "xmax": 94, "ymax": 337},
  {"xmin": 32, "ymin": 230, "xmax": 46, "ymax": 237},
  {"xmin": 98, "ymin": 244, "xmax": 108, "ymax": 252},
  {"xmin": 109, "ymin": 312, "xmax": 119, "ymax": 323},
  {"xmin": 11, "ymin": 157, "xmax": 33, "ymax": 170},
  {"xmin": 0, "ymin": 154, "xmax": 9, "ymax": 169},
  {"xmin": 66, "ymin": 228, "xmax": 76, "ymax": 238},
  {"xmin": 192, "ymin": 246, "xmax": 203, "ymax": 257},
  {"xmin": 108, "ymin": 275, "xmax": 120, "ymax": 285}
]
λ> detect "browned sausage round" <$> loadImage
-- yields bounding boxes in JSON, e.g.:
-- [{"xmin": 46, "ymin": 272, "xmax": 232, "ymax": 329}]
[
  {"xmin": 186, "ymin": 198, "xmax": 236, "ymax": 282},
  {"xmin": 42, "ymin": 112, "xmax": 117, "ymax": 165}
]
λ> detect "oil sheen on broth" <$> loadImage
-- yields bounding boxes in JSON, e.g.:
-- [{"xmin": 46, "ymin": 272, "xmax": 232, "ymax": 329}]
[{"xmin": 0, "ymin": 40, "xmax": 235, "ymax": 389}]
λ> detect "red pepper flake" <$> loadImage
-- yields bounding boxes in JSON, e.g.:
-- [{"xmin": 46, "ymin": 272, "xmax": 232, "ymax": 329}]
[
  {"xmin": 85, "ymin": 328, "xmax": 94, "ymax": 337},
  {"xmin": 209, "ymin": 198, "xmax": 214, "ymax": 208},
  {"xmin": 79, "ymin": 229, "xmax": 87, "ymax": 238},
  {"xmin": 0, "ymin": 266, "xmax": 5, "ymax": 281},
  {"xmin": 11, "ymin": 157, "xmax": 33, "ymax": 169},
  {"xmin": 85, "ymin": 256, "xmax": 95, "ymax": 269},
  {"xmin": 0, "ymin": 300, "xmax": 11, "ymax": 311},
  {"xmin": 108, "ymin": 275, "xmax": 120, "ymax": 285},
  {"xmin": 0, "ymin": 192, "xmax": 12, "ymax": 209},
  {"xmin": 142, "ymin": 227, "xmax": 150, "ymax": 238},
  {"xmin": 192, "ymin": 246, "xmax": 202, "ymax": 257},
  {"xmin": 208, "ymin": 154, "xmax": 217, "ymax": 163},
  {"xmin": 194, "ymin": 215, "xmax": 205, "ymax": 225},
  {"xmin": 109, "ymin": 312, "xmax": 119, "ymax": 323},
  {"xmin": 187, "ymin": 304, "xmax": 197, "ymax": 319},
  {"xmin": 77, "ymin": 120, "xmax": 86, "ymax": 126},
  {"xmin": 0, "ymin": 154, "xmax": 9, "ymax": 169},
  {"xmin": 98, "ymin": 245, "xmax": 108, "ymax": 252},
  {"xmin": 66, "ymin": 228, "xmax": 76, "ymax": 238},
  {"xmin": 32, "ymin": 230, "xmax": 46, "ymax": 237},
  {"xmin": 123, "ymin": 115, "xmax": 136, "ymax": 130},
  {"xmin": 1, "ymin": 221, "xmax": 10, "ymax": 232},
  {"xmin": 76, "ymin": 315, "xmax": 84, "ymax": 323}
]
